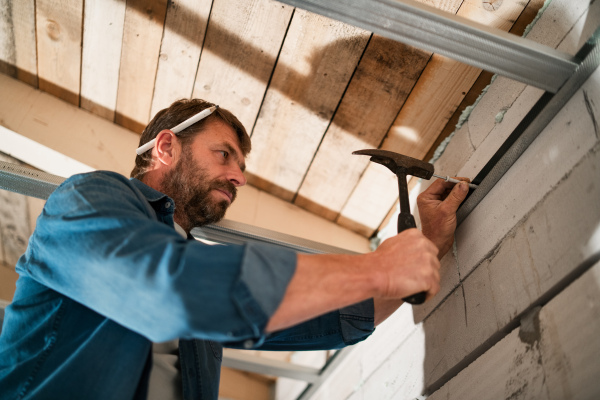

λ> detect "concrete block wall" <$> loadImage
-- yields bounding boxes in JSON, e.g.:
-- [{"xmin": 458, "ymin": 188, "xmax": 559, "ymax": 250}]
[{"xmin": 276, "ymin": 0, "xmax": 600, "ymax": 398}]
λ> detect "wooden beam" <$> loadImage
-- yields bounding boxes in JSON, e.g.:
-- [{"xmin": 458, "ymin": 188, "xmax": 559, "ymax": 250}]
[
  {"xmin": 150, "ymin": 0, "xmax": 212, "ymax": 117},
  {"xmin": 80, "ymin": 0, "xmax": 127, "ymax": 120},
  {"xmin": 338, "ymin": 0, "xmax": 531, "ymax": 235},
  {"xmin": 246, "ymin": 10, "xmax": 370, "ymax": 201},
  {"xmin": 0, "ymin": 73, "xmax": 139, "ymax": 176},
  {"xmin": 36, "ymin": 0, "xmax": 83, "ymax": 105},
  {"xmin": 191, "ymin": 0, "xmax": 293, "ymax": 131},
  {"xmin": 115, "ymin": 0, "xmax": 168, "ymax": 132}
]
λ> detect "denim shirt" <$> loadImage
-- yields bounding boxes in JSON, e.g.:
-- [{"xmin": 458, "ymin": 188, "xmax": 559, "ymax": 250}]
[{"xmin": 0, "ymin": 171, "xmax": 375, "ymax": 400}]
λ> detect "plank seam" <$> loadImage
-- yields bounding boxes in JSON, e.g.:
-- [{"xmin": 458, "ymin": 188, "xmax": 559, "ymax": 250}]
[
  {"xmin": 112, "ymin": 0, "xmax": 131, "ymax": 124},
  {"xmin": 291, "ymin": 32, "xmax": 374, "ymax": 204},
  {"xmin": 189, "ymin": 0, "xmax": 215, "ymax": 100},
  {"xmin": 248, "ymin": 8, "xmax": 296, "ymax": 139},
  {"xmin": 148, "ymin": 0, "xmax": 171, "ymax": 118}
]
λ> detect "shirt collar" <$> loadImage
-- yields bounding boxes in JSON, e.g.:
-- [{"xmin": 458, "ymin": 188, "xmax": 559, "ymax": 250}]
[{"xmin": 129, "ymin": 178, "xmax": 170, "ymax": 204}]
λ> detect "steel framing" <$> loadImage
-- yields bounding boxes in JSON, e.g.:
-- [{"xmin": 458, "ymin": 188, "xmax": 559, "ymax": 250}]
[
  {"xmin": 276, "ymin": 0, "xmax": 578, "ymax": 93},
  {"xmin": 0, "ymin": 0, "xmax": 599, "ymax": 397}
]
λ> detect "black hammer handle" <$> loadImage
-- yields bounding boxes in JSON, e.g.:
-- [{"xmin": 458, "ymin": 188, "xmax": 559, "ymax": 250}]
[{"xmin": 397, "ymin": 212, "xmax": 427, "ymax": 305}]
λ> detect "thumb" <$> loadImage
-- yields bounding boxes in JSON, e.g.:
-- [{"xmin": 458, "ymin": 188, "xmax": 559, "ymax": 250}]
[{"xmin": 443, "ymin": 181, "xmax": 469, "ymax": 213}]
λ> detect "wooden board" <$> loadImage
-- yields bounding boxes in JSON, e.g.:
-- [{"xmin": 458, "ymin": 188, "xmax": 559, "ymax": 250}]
[
  {"xmin": 338, "ymin": 0, "xmax": 530, "ymax": 235},
  {"xmin": 191, "ymin": 0, "xmax": 294, "ymax": 132},
  {"xmin": 246, "ymin": 10, "xmax": 370, "ymax": 201},
  {"xmin": 0, "ymin": 0, "xmax": 37, "ymax": 87},
  {"xmin": 150, "ymin": 0, "xmax": 212, "ymax": 117},
  {"xmin": 80, "ymin": 0, "xmax": 127, "ymax": 120},
  {"xmin": 294, "ymin": 36, "xmax": 431, "ymax": 221},
  {"xmin": 36, "ymin": 0, "xmax": 83, "ymax": 105},
  {"xmin": 115, "ymin": 0, "xmax": 168, "ymax": 132}
]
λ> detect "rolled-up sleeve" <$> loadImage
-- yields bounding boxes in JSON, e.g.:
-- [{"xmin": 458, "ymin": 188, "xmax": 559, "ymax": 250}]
[{"xmin": 231, "ymin": 298, "xmax": 375, "ymax": 351}]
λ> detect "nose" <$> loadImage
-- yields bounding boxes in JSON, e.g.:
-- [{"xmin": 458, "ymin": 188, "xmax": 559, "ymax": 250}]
[{"xmin": 229, "ymin": 165, "xmax": 247, "ymax": 187}]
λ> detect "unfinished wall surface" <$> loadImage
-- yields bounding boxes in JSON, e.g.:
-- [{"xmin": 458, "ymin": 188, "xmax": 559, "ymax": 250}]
[{"xmin": 276, "ymin": 0, "xmax": 600, "ymax": 398}]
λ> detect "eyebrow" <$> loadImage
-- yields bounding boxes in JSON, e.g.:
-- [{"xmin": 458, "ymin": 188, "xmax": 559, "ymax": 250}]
[{"xmin": 223, "ymin": 142, "xmax": 246, "ymax": 172}]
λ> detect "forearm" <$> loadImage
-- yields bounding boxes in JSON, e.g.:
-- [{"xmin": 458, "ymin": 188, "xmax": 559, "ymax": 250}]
[{"xmin": 265, "ymin": 252, "xmax": 379, "ymax": 332}]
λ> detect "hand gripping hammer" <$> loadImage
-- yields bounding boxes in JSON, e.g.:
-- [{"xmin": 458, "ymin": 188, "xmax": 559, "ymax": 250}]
[{"xmin": 353, "ymin": 149, "xmax": 435, "ymax": 305}]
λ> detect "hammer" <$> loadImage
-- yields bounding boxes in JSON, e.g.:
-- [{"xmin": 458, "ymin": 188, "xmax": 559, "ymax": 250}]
[{"xmin": 353, "ymin": 149, "xmax": 436, "ymax": 305}]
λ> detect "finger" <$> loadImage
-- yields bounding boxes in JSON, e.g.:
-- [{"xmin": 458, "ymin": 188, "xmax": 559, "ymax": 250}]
[
  {"xmin": 419, "ymin": 178, "xmax": 455, "ymax": 201},
  {"xmin": 440, "ymin": 181, "xmax": 469, "ymax": 214}
]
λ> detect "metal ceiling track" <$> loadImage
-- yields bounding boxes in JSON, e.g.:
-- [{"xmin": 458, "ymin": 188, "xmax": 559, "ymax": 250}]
[
  {"xmin": 0, "ymin": 161, "xmax": 355, "ymax": 255},
  {"xmin": 276, "ymin": 0, "xmax": 578, "ymax": 93}
]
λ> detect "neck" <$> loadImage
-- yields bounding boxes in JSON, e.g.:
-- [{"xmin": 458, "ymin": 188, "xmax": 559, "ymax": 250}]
[{"xmin": 140, "ymin": 171, "xmax": 193, "ymax": 234}]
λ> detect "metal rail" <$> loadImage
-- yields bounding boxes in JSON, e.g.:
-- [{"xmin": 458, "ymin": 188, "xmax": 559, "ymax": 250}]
[
  {"xmin": 457, "ymin": 27, "xmax": 600, "ymax": 224},
  {"xmin": 276, "ymin": 0, "xmax": 578, "ymax": 93}
]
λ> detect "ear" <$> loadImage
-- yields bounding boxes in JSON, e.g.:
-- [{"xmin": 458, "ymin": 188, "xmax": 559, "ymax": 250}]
[{"xmin": 153, "ymin": 129, "xmax": 180, "ymax": 167}]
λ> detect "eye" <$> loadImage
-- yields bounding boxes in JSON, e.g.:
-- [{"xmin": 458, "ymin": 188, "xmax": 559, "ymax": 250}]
[{"xmin": 219, "ymin": 150, "xmax": 229, "ymax": 159}]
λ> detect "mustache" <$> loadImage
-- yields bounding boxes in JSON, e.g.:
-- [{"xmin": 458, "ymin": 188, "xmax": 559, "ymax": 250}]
[{"xmin": 210, "ymin": 179, "xmax": 237, "ymax": 202}]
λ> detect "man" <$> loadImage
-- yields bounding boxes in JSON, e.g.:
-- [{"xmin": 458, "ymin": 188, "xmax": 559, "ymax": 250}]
[{"xmin": 0, "ymin": 99, "xmax": 469, "ymax": 399}]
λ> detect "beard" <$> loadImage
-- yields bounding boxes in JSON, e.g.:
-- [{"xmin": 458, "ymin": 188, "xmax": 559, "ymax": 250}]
[{"xmin": 159, "ymin": 146, "xmax": 237, "ymax": 230}]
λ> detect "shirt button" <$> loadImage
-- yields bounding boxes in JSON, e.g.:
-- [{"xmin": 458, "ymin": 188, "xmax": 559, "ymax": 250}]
[{"xmin": 243, "ymin": 340, "xmax": 254, "ymax": 349}]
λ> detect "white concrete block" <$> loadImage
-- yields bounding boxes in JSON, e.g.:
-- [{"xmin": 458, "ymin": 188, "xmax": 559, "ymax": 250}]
[
  {"xmin": 465, "ymin": 77, "xmax": 529, "ymax": 149},
  {"xmin": 310, "ymin": 347, "xmax": 362, "ymax": 400},
  {"xmin": 489, "ymin": 144, "xmax": 600, "ymax": 325},
  {"xmin": 412, "ymin": 249, "xmax": 460, "ymax": 323},
  {"xmin": 427, "ymin": 327, "xmax": 548, "ymax": 400},
  {"xmin": 459, "ymin": 84, "xmax": 544, "ymax": 179},
  {"xmin": 539, "ymin": 261, "xmax": 600, "ymax": 400},
  {"xmin": 555, "ymin": 0, "xmax": 600, "ymax": 55},
  {"xmin": 456, "ymin": 68, "xmax": 600, "ymax": 277},
  {"xmin": 525, "ymin": 0, "xmax": 592, "ymax": 54},
  {"xmin": 359, "ymin": 326, "xmax": 427, "ymax": 400},
  {"xmin": 429, "ymin": 259, "xmax": 600, "ymax": 400},
  {"xmin": 433, "ymin": 122, "xmax": 474, "ymax": 177},
  {"xmin": 359, "ymin": 301, "xmax": 420, "ymax": 380},
  {"xmin": 424, "ymin": 142, "xmax": 600, "ymax": 391}
]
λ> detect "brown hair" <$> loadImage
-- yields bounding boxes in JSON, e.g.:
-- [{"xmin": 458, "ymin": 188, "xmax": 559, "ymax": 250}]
[{"xmin": 130, "ymin": 99, "xmax": 251, "ymax": 179}]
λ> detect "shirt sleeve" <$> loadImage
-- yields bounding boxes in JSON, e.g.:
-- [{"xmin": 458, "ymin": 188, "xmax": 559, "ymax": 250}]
[
  {"xmin": 227, "ymin": 298, "xmax": 375, "ymax": 351},
  {"xmin": 18, "ymin": 171, "xmax": 297, "ymax": 344}
]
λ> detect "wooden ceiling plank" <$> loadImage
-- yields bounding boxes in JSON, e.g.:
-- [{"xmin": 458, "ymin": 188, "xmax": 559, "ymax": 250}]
[
  {"xmin": 150, "ymin": 0, "xmax": 212, "ymax": 117},
  {"xmin": 115, "ymin": 0, "xmax": 168, "ymax": 132},
  {"xmin": 294, "ymin": 36, "xmax": 431, "ymax": 221},
  {"xmin": 285, "ymin": 0, "xmax": 464, "ymax": 222},
  {"xmin": 0, "ymin": 0, "xmax": 37, "ymax": 87},
  {"xmin": 191, "ymin": 0, "xmax": 294, "ymax": 132},
  {"xmin": 80, "ymin": 0, "xmax": 127, "ymax": 120},
  {"xmin": 246, "ymin": 10, "xmax": 370, "ymax": 201},
  {"xmin": 338, "ymin": 0, "xmax": 530, "ymax": 235},
  {"xmin": 36, "ymin": 0, "xmax": 83, "ymax": 106}
]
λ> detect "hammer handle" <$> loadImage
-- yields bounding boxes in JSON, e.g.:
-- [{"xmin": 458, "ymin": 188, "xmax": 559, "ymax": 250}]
[{"xmin": 397, "ymin": 213, "xmax": 427, "ymax": 305}]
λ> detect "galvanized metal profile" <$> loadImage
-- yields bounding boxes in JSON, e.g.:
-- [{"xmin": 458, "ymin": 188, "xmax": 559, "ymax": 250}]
[
  {"xmin": 192, "ymin": 220, "xmax": 358, "ymax": 255},
  {"xmin": 276, "ymin": 0, "xmax": 578, "ymax": 93},
  {"xmin": 0, "ymin": 161, "xmax": 357, "ymax": 255},
  {"xmin": 457, "ymin": 27, "xmax": 600, "ymax": 224},
  {"xmin": 0, "ymin": 161, "xmax": 66, "ymax": 200},
  {"xmin": 222, "ymin": 349, "xmax": 322, "ymax": 383}
]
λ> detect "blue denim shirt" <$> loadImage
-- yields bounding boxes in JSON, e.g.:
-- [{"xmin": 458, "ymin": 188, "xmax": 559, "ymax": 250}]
[{"xmin": 0, "ymin": 171, "xmax": 374, "ymax": 400}]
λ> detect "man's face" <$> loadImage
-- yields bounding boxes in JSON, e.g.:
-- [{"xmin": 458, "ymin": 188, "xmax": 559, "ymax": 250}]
[{"xmin": 159, "ymin": 120, "xmax": 247, "ymax": 229}]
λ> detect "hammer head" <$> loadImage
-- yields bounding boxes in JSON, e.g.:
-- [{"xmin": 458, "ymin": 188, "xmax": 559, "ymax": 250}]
[{"xmin": 353, "ymin": 149, "xmax": 434, "ymax": 179}]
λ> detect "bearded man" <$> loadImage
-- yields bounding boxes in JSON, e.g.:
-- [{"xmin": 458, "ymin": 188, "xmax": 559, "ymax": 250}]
[{"xmin": 0, "ymin": 99, "xmax": 468, "ymax": 399}]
